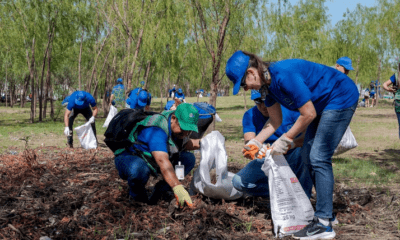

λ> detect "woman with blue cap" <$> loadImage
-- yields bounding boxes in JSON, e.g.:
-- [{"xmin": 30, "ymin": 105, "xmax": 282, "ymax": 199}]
[
  {"xmin": 226, "ymin": 50, "xmax": 359, "ymax": 240},
  {"xmin": 174, "ymin": 88, "xmax": 186, "ymax": 102}
]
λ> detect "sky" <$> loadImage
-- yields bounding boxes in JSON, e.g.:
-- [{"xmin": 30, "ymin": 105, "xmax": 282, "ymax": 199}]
[{"xmin": 286, "ymin": 0, "xmax": 378, "ymax": 26}]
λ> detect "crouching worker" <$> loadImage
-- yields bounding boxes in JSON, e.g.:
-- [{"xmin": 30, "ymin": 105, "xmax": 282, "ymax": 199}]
[
  {"xmin": 64, "ymin": 91, "xmax": 98, "ymax": 148},
  {"xmin": 114, "ymin": 103, "xmax": 200, "ymax": 207},
  {"xmin": 232, "ymin": 90, "xmax": 313, "ymax": 198}
]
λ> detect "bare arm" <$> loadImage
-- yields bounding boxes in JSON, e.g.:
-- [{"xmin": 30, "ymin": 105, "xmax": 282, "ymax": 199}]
[
  {"xmin": 244, "ymin": 132, "xmax": 256, "ymax": 144},
  {"xmin": 383, "ymin": 79, "xmax": 396, "ymax": 93},
  {"xmin": 152, "ymin": 151, "xmax": 181, "ymax": 188},
  {"xmin": 92, "ymin": 106, "xmax": 98, "ymax": 118},
  {"xmin": 285, "ymin": 101, "xmax": 316, "ymax": 140},
  {"xmin": 184, "ymin": 139, "xmax": 201, "ymax": 150},
  {"xmin": 254, "ymin": 102, "xmax": 282, "ymax": 144},
  {"xmin": 109, "ymin": 94, "xmax": 114, "ymax": 105},
  {"xmin": 64, "ymin": 109, "xmax": 71, "ymax": 127}
]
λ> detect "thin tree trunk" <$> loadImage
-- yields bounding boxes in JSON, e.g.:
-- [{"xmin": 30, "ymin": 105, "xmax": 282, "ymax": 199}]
[
  {"xmin": 376, "ymin": 58, "xmax": 381, "ymax": 106},
  {"xmin": 87, "ymin": 33, "xmax": 109, "ymax": 92},
  {"xmin": 21, "ymin": 74, "xmax": 29, "ymax": 108},
  {"xmin": 29, "ymin": 37, "xmax": 36, "ymax": 123},
  {"xmin": 44, "ymin": 46, "xmax": 53, "ymax": 119},
  {"xmin": 103, "ymin": 64, "xmax": 110, "ymax": 117},
  {"xmin": 354, "ymin": 55, "xmax": 361, "ymax": 85},
  {"xmin": 142, "ymin": 61, "xmax": 151, "ymax": 89},
  {"xmin": 127, "ymin": 25, "xmax": 144, "ymax": 93},
  {"xmin": 78, "ymin": 27, "xmax": 84, "ymax": 90},
  {"xmin": 5, "ymin": 65, "xmax": 7, "ymax": 108}
]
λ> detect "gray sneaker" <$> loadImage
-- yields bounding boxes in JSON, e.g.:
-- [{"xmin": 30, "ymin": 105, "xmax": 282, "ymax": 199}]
[{"xmin": 293, "ymin": 217, "xmax": 336, "ymax": 240}]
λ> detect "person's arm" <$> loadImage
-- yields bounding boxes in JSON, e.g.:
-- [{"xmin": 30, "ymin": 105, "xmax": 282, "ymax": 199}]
[
  {"xmin": 253, "ymin": 102, "xmax": 282, "ymax": 144},
  {"xmin": 244, "ymin": 132, "xmax": 256, "ymax": 144},
  {"xmin": 383, "ymin": 79, "xmax": 396, "ymax": 93},
  {"xmin": 293, "ymin": 131, "xmax": 306, "ymax": 148},
  {"xmin": 64, "ymin": 109, "xmax": 71, "ymax": 127},
  {"xmin": 184, "ymin": 139, "xmax": 201, "ymax": 150},
  {"xmin": 285, "ymin": 100, "xmax": 316, "ymax": 140},
  {"xmin": 109, "ymin": 94, "xmax": 115, "ymax": 105},
  {"xmin": 92, "ymin": 106, "xmax": 98, "ymax": 118},
  {"xmin": 152, "ymin": 151, "xmax": 181, "ymax": 188}
]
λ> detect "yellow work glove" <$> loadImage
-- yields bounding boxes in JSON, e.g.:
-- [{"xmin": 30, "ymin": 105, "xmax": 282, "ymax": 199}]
[
  {"xmin": 172, "ymin": 185, "xmax": 193, "ymax": 208},
  {"xmin": 242, "ymin": 139, "xmax": 263, "ymax": 160},
  {"xmin": 271, "ymin": 134, "xmax": 295, "ymax": 155}
]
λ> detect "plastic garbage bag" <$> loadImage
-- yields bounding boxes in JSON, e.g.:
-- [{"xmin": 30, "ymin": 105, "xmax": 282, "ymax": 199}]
[
  {"xmin": 334, "ymin": 126, "xmax": 358, "ymax": 155},
  {"xmin": 215, "ymin": 113, "xmax": 222, "ymax": 122},
  {"xmin": 190, "ymin": 131, "xmax": 243, "ymax": 200},
  {"xmin": 74, "ymin": 122, "xmax": 97, "ymax": 149},
  {"xmin": 261, "ymin": 150, "xmax": 314, "ymax": 238},
  {"xmin": 103, "ymin": 105, "xmax": 118, "ymax": 128}
]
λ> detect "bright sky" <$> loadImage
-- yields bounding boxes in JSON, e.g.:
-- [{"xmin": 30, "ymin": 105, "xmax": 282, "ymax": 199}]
[{"xmin": 286, "ymin": 0, "xmax": 378, "ymax": 26}]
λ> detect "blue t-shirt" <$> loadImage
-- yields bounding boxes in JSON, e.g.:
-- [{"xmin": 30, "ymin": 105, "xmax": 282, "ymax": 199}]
[
  {"xmin": 127, "ymin": 88, "xmax": 151, "ymax": 109},
  {"xmin": 390, "ymin": 74, "xmax": 397, "ymax": 84},
  {"xmin": 67, "ymin": 91, "xmax": 96, "ymax": 110},
  {"xmin": 175, "ymin": 92, "xmax": 185, "ymax": 100},
  {"xmin": 264, "ymin": 59, "xmax": 359, "ymax": 115},
  {"xmin": 62, "ymin": 95, "xmax": 70, "ymax": 107},
  {"xmin": 111, "ymin": 84, "xmax": 125, "ymax": 105},
  {"xmin": 242, "ymin": 105, "xmax": 300, "ymax": 145}
]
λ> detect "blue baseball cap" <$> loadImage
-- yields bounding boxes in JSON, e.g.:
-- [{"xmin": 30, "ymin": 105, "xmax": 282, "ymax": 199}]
[
  {"xmin": 336, "ymin": 57, "xmax": 354, "ymax": 71},
  {"xmin": 140, "ymin": 81, "xmax": 145, "ymax": 85},
  {"xmin": 137, "ymin": 90, "xmax": 149, "ymax": 107},
  {"xmin": 165, "ymin": 100, "xmax": 175, "ymax": 110},
  {"xmin": 117, "ymin": 78, "xmax": 123, "ymax": 83},
  {"xmin": 178, "ymin": 88, "xmax": 183, "ymax": 94},
  {"xmin": 251, "ymin": 90, "xmax": 261, "ymax": 100},
  {"xmin": 75, "ymin": 91, "xmax": 86, "ymax": 106},
  {"xmin": 226, "ymin": 50, "xmax": 250, "ymax": 95}
]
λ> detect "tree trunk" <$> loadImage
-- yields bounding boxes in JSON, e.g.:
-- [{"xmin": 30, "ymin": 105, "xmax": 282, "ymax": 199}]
[
  {"xmin": 5, "ymin": 65, "xmax": 7, "ymax": 108},
  {"xmin": 21, "ymin": 74, "xmax": 29, "ymax": 108},
  {"xmin": 29, "ymin": 37, "xmax": 36, "ymax": 123},
  {"xmin": 102, "ymin": 64, "xmax": 110, "ymax": 118},
  {"xmin": 87, "ymin": 33, "xmax": 109, "ymax": 92},
  {"xmin": 142, "ymin": 61, "xmax": 151, "ymax": 89},
  {"xmin": 50, "ymin": 83, "xmax": 54, "ymax": 119},
  {"xmin": 127, "ymin": 25, "xmax": 144, "ymax": 94},
  {"xmin": 78, "ymin": 27, "xmax": 84, "ymax": 90},
  {"xmin": 44, "ymin": 46, "xmax": 53, "ymax": 119},
  {"xmin": 354, "ymin": 55, "xmax": 361, "ymax": 85},
  {"xmin": 376, "ymin": 58, "xmax": 381, "ymax": 106}
]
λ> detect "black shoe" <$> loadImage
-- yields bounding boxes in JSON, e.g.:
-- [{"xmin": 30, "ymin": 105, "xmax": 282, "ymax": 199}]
[
  {"xmin": 292, "ymin": 217, "xmax": 336, "ymax": 239},
  {"xmin": 148, "ymin": 181, "xmax": 174, "ymax": 205}
]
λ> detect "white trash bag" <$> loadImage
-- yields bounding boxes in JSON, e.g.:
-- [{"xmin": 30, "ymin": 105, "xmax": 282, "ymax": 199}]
[
  {"xmin": 103, "ymin": 105, "xmax": 118, "ymax": 128},
  {"xmin": 334, "ymin": 126, "xmax": 358, "ymax": 156},
  {"xmin": 74, "ymin": 122, "xmax": 97, "ymax": 149},
  {"xmin": 261, "ymin": 151, "xmax": 314, "ymax": 238},
  {"xmin": 190, "ymin": 131, "xmax": 243, "ymax": 200}
]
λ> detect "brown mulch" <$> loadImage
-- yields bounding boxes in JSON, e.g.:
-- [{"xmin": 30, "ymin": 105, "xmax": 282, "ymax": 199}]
[{"xmin": 1, "ymin": 147, "xmax": 400, "ymax": 239}]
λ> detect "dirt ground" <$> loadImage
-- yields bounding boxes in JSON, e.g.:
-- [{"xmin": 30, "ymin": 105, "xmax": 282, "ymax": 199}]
[{"xmin": 1, "ymin": 146, "xmax": 400, "ymax": 240}]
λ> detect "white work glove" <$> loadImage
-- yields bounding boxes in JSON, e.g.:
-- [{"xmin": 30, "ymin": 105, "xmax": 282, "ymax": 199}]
[
  {"xmin": 256, "ymin": 143, "xmax": 271, "ymax": 159},
  {"xmin": 271, "ymin": 134, "xmax": 295, "ymax": 155},
  {"xmin": 64, "ymin": 127, "xmax": 71, "ymax": 136},
  {"xmin": 88, "ymin": 116, "xmax": 95, "ymax": 124},
  {"xmin": 242, "ymin": 139, "xmax": 263, "ymax": 160}
]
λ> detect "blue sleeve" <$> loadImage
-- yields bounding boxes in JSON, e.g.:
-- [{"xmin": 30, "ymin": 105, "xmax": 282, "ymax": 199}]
[
  {"xmin": 136, "ymin": 127, "xmax": 168, "ymax": 153},
  {"xmin": 111, "ymin": 86, "xmax": 116, "ymax": 95},
  {"xmin": 390, "ymin": 74, "xmax": 396, "ymax": 84},
  {"xmin": 263, "ymin": 95, "xmax": 277, "ymax": 107},
  {"xmin": 67, "ymin": 101, "xmax": 75, "ymax": 111},
  {"xmin": 242, "ymin": 109, "xmax": 256, "ymax": 134},
  {"xmin": 277, "ymin": 72, "xmax": 312, "ymax": 109},
  {"xmin": 86, "ymin": 93, "xmax": 96, "ymax": 107}
]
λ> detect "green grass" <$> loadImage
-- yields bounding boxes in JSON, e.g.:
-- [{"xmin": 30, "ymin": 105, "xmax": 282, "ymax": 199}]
[{"xmin": 1, "ymin": 95, "xmax": 400, "ymax": 186}]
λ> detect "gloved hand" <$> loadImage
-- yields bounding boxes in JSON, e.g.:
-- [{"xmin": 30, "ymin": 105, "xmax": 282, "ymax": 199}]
[
  {"xmin": 242, "ymin": 139, "xmax": 263, "ymax": 160},
  {"xmin": 256, "ymin": 143, "xmax": 271, "ymax": 159},
  {"xmin": 172, "ymin": 185, "xmax": 193, "ymax": 208},
  {"xmin": 64, "ymin": 127, "xmax": 71, "ymax": 136},
  {"xmin": 271, "ymin": 134, "xmax": 295, "ymax": 155},
  {"xmin": 88, "ymin": 116, "xmax": 95, "ymax": 124}
]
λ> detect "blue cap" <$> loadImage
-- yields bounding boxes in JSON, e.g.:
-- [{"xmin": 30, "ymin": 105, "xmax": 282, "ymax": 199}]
[
  {"xmin": 251, "ymin": 90, "xmax": 261, "ymax": 100},
  {"xmin": 178, "ymin": 88, "xmax": 183, "ymax": 94},
  {"xmin": 75, "ymin": 91, "xmax": 86, "ymax": 106},
  {"xmin": 117, "ymin": 78, "xmax": 123, "ymax": 83},
  {"xmin": 140, "ymin": 81, "xmax": 145, "ymax": 85},
  {"xmin": 137, "ymin": 90, "xmax": 149, "ymax": 107},
  {"xmin": 336, "ymin": 57, "xmax": 354, "ymax": 71},
  {"xmin": 165, "ymin": 100, "xmax": 175, "ymax": 110},
  {"xmin": 226, "ymin": 51, "xmax": 250, "ymax": 95}
]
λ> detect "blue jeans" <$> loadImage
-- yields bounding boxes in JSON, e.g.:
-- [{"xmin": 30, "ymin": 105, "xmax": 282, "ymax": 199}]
[
  {"xmin": 232, "ymin": 147, "xmax": 313, "ymax": 198},
  {"xmin": 302, "ymin": 102, "xmax": 357, "ymax": 219},
  {"xmin": 396, "ymin": 112, "xmax": 400, "ymax": 139},
  {"xmin": 114, "ymin": 151, "xmax": 195, "ymax": 202}
]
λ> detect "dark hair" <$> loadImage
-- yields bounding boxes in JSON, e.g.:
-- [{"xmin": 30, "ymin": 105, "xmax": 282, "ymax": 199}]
[{"xmin": 241, "ymin": 51, "xmax": 272, "ymax": 84}]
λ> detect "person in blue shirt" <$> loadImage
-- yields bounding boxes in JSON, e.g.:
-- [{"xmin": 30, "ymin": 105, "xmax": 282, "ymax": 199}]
[
  {"xmin": 369, "ymin": 80, "xmax": 376, "ymax": 107},
  {"xmin": 114, "ymin": 103, "xmax": 200, "ymax": 207},
  {"xmin": 62, "ymin": 95, "xmax": 71, "ymax": 107},
  {"xmin": 226, "ymin": 51, "xmax": 359, "ymax": 240},
  {"xmin": 335, "ymin": 56, "xmax": 354, "ymax": 75},
  {"xmin": 168, "ymin": 85, "xmax": 176, "ymax": 98},
  {"xmin": 109, "ymin": 78, "xmax": 125, "ymax": 108},
  {"xmin": 174, "ymin": 88, "xmax": 186, "ymax": 102},
  {"xmin": 383, "ymin": 63, "xmax": 400, "ymax": 138},
  {"xmin": 64, "ymin": 91, "xmax": 98, "ymax": 148},
  {"xmin": 126, "ymin": 88, "xmax": 152, "ymax": 110},
  {"xmin": 232, "ymin": 90, "xmax": 312, "ymax": 198}
]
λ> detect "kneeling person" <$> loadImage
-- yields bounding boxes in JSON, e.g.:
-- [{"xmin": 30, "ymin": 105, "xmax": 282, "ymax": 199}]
[
  {"xmin": 64, "ymin": 91, "xmax": 98, "ymax": 148},
  {"xmin": 114, "ymin": 103, "xmax": 200, "ymax": 207},
  {"xmin": 232, "ymin": 90, "xmax": 312, "ymax": 198}
]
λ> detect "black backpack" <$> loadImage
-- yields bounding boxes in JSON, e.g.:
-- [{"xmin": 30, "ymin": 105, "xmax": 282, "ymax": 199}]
[{"xmin": 104, "ymin": 108, "xmax": 159, "ymax": 152}]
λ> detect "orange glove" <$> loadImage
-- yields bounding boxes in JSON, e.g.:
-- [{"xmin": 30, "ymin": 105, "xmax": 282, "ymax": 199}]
[{"xmin": 242, "ymin": 139, "xmax": 263, "ymax": 160}]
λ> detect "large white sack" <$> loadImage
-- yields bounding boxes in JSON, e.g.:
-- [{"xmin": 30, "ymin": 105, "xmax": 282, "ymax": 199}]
[
  {"xmin": 103, "ymin": 105, "xmax": 118, "ymax": 128},
  {"xmin": 74, "ymin": 121, "xmax": 97, "ymax": 149},
  {"xmin": 334, "ymin": 126, "xmax": 358, "ymax": 155},
  {"xmin": 190, "ymin": 131, "xmax": 243, "ymax": 200},
  {"xmin": 261, "ymin": 151, "xmax": 314, "ymax": 238}
]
